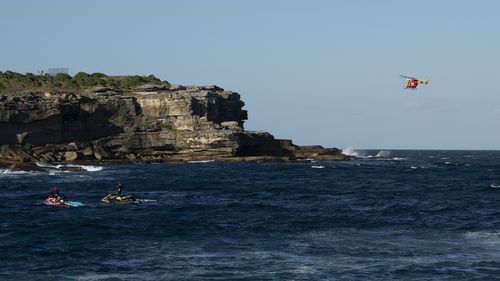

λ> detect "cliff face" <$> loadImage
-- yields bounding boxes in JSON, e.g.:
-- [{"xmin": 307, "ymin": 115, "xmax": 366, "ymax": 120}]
[{"xmin": 0, "ymin": 83, "xmax": 348, "ymax": 164}]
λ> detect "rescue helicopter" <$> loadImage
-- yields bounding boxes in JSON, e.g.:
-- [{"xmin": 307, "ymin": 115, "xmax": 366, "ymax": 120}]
[{"xmin": 400, "ymin": 75, "xmax": 429, "ymax": 90}]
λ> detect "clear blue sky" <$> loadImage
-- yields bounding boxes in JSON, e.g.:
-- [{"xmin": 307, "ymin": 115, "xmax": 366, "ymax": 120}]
[{"xmin": 1, "ymin": 0, "xmax": 499, "ymax": 150}]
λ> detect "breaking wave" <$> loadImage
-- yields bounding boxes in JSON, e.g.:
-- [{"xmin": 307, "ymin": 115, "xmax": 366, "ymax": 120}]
[
  {"xmin": 0, "ymin": 169, "xmax": 30, "ymax": 175},
  {"xmin": 391, "ymin": 157, "xmax": 407, "ymax": 161},
  {"xmin": 343, "ymin": 146, "xmax": 405, "ymax": 160},
  {"xmin": 375, "ymin": 150, "xmax": 391, "ymax": 158},
  {"xmin": 187, "ymin": 160, "xmax": 215, "ymax": 164},
  {"xmin": 342, "ymin": 146, "xmax": 364, "ymax": 157},
  {"xmin": 36, "ymin": 162, "xmax": 104, "ymax": 172}
]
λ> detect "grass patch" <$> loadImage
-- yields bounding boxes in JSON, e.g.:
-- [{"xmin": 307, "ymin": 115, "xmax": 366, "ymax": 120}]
[{"xmin": 0, "ymin": 71, "xmax": 170, "ymax": 94}]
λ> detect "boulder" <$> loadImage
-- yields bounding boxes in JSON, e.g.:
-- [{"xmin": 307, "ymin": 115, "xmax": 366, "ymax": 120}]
[
  {"xmin": 66, "ymin": 142, "xmax": 78, "ymax": 151},
  {"xmin": 94, "ymin": 151, "xmax": 103, "ymax": 160},
  {"xmin": 82, "ymin": 147, "xmax": 94, "ymax": 156},
  {"xmin": 94, "ymin": 147, "xmax": 110, "ymax": 160},
  {"xmin": 64, "ymin": 151, "xmax": 79, "ymax": 161},
  {"xmin": 16, "ymin": 132, "xmax": 28, "ymax": 144},
  {"xmin": 58, "ymin": 166, "xmax": 85, "ymax": 172},
  {"xmin": 125, "ymin": 153, "xmax": 137, "ymax": 160}
]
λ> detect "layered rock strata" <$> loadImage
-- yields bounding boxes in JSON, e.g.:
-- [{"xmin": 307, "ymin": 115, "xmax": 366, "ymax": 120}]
[{"xmin": 0, "ymin": 85, "xmax": 348, "ymax": 165}]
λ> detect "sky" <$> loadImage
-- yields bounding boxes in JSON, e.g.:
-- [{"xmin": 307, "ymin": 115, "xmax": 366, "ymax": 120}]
[{"xmin": 1, "ymin": 0, "xmax": 499, "ymax": 150}]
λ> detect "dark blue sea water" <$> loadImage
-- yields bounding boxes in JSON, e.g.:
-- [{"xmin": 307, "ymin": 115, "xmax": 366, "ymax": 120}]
[{"xmin": 2, "ymin": 150, "xmax": 500, "ymax": 280}]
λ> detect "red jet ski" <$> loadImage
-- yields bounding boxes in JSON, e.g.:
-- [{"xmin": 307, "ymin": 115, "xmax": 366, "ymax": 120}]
[
  {"xmin": 44, "ymin": 197, "xmax": 67, "ymax": 206},
  {"xmin": 44, "ymin": 197, "xmax": 83, "ymax": 207}
]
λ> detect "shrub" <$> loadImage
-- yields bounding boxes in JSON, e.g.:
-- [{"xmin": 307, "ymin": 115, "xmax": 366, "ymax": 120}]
[
  {"xmin": 0, "ymin": 70, "xmax": 170, "ymax": 94},
  {"xmin": 54, "ymin": 73, "xmax": 71, "ymax": 81}
]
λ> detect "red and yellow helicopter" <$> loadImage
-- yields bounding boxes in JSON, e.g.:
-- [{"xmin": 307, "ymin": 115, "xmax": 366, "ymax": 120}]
[{"xmin": 400, "ymin": 75, "xmax": 429, "ymax": 90}]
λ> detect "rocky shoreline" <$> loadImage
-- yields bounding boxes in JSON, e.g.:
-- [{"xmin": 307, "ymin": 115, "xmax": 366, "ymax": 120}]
[{"xmin": 0, "ymin": 73, "xmax": 349, "ymax": 170}]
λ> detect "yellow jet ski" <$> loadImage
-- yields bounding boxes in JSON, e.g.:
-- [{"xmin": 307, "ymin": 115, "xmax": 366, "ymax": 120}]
[{"xmin": 101, "ymin": 193, "xmax": 135, "ymax": 204}]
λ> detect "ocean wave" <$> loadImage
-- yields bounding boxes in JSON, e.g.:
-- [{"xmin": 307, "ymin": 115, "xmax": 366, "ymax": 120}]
[
  {"xmin": 311, "ymin": 165, "xmax": 325, "ymax": 169},
  {"xmin": 71, "ymin": 273, "xmax": 138, "ymax": 280},
  {"xmin": 343, "ymin": 146, "xmax": 405, "ymax": 161},
  {"xmin": 187, "ymin": 160, "xmax": 214, "ymax": 163},
  {"xmin": 36, "ymin": 162, "xmax": 104, "ymax": 172},
  {"xmin": 465, "ymin": 231, "xmax": 500, "ymax": 244},
  {"xmin": 342, "ymin": 146, "xmax": 362, "ymax": 157},
  {"xmin": 297, "ymin": 158, "xmax": 315, "ymax": 162},
  {"xmin": 35, "ymin": 162, "xmax": 57, "ymax": 169},
  {"xmin": 375, "ymin": 150, "xmax": 392, "ymax": 158},
  {"xmin": 0, "ymin": 169, "xmax": 30, "ymax": 175},
  {"xmin": 392, "ymin": 157, "xmax": 407, "ymax": 161},
  {"xmin": 75, "ymin": 165, "xmax": 103, "ymax": 172},
  {"xmin": 374, "ymin": 156, "xmax": 407, "ymax": 161}
]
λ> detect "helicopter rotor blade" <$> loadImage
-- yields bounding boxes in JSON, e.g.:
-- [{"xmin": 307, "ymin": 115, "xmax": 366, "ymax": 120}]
[{"xmin": 400, "ymin": 75, "xmax": 416, "ymax": 79}]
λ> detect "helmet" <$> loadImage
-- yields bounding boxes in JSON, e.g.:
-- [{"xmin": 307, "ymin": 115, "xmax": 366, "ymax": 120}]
[{"xmin": 53, "ymin": 186, "xmax": 59, "ymax": 193}]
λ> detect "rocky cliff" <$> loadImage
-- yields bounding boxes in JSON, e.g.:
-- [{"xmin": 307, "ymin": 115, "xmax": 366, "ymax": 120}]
[{"xmin": 0, "ymin": 72, "xmax": 348, "ymax": 165}]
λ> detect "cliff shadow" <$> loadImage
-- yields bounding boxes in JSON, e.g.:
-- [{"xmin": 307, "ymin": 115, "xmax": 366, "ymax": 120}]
[
  {"xmin": 236, "ymin": 133, "xmax": 295, "ymax": 157},
  {"xmin": 0, "ymin": 105, "xmax": 125, "ymax": 145}
]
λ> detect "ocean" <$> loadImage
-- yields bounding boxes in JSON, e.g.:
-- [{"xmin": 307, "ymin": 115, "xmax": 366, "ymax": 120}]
[{"xmin": 2, "ymin": 150, "xmax": 500, "ymax": 280}]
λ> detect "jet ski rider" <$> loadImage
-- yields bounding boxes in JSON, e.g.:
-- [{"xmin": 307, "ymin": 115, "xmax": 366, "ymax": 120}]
[
  {"xmin": 49, "ymin": 186, "xmax": 64, "ymax": 202},
  {"xmin": 116, "ymin": 182, "xmax": 123, "ymax": 197}
]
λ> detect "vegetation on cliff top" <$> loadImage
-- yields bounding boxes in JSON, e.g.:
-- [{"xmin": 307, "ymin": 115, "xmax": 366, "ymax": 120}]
[{"xmin": 0, "ymin": 71, "xmax": 170, "ymax": 94}]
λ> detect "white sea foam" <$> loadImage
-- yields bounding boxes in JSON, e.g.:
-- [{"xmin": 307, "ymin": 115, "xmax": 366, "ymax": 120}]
[
  {"xmin": 36, "ymin": 162, "xmax": 58, "ymax": 169},
  {"xmin": 77, "ymin": 165, "xmax": 103, "ymax": 172},
  {"xmin": 375, "ymin": 150, "xmax": 392, "ymax": 158},
  {"xmin": 0, "ymin": 169, "xmax": 29, "ymax": 175},
  {"xmin": 343, "ymin": 146, "xmax": 400, "ymax": 160},
  {"xmin": 55, "ymin": 164, "xmax": 104, "ymax": 172},
  {"xmin": 36, "ymin": 162, "xmax": 103, "ymax": 172},
  {"xmin": 297, "ymin": 158, "xmax": 315, "ymax": 162},
  {"xmin": 343, "ymin": 146, "xmax": 379, "ymax": 159},
  {"xmin": 465, "ymin": 231, "xmax": 500, "ymax": 244},
  {"xmin": 311, "ymin": 165, "xmax": 325, "ymax": 169},
  {"xmin": 392, "ymin": 157, "xmax": 407, "ymax": 161},
  {"xmin": 342, "ymin": 145, "xmax": 362, "ymax": 157},
  {"xmin": 187, "ymin": 160, "xmax": 214, "ymax": 163}
]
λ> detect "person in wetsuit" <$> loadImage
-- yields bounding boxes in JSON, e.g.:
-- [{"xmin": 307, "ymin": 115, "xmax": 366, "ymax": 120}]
[
  {"xmin": 115, "ymin": 182, "xmax": 123, "ymax": 197},
  {"xmin": 49, "ymin": 186, "xmax": 64, "ymax": 202}
]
